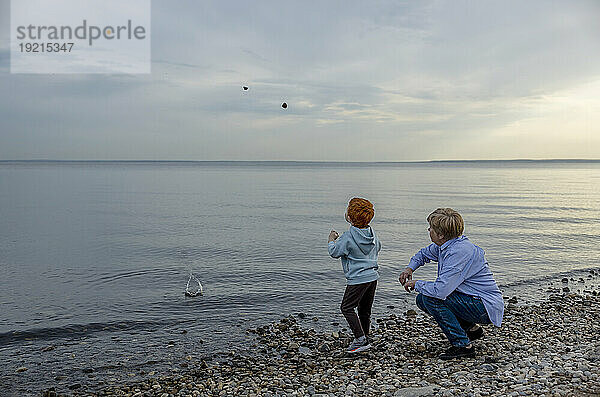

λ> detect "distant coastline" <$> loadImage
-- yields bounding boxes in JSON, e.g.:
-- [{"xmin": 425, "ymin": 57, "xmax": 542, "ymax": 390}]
[{"xmin": 1, "ymin": 159, "xmax": 599, "ymax": 165}]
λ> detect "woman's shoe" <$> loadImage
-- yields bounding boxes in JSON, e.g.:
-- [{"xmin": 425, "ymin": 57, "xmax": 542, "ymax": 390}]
[
  {"xmin": 467, "ymin": 325, "xmax": 484, "ymax": 341},
  {"xmin": 439, "ymin": 344, "xmax": 475, "ymax": 360}
]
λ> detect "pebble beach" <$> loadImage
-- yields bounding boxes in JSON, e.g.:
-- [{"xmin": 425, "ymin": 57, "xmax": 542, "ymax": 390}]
[{"xmin": 37, "ymin": 272, "xmax": 600, "ymax": 397}]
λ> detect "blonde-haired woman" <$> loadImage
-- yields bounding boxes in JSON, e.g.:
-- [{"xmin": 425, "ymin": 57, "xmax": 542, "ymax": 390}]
[{"xmin": 399, "ymin": 208, "xmax": 504, "ymax": 360}]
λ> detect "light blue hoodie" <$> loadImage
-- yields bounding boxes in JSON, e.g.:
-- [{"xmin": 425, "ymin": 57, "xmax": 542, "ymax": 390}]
[{"xmin": 328, "ymin": 226, "xmax": 381, "ymax": 285}]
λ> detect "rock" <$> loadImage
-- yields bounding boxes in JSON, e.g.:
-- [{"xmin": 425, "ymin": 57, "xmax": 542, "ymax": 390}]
[
  {"xmin": 586, "ymin": 346, "xmax": 600, "ymax": 362},
  {"xmin": 41, "ymin": 345, "xmax": 55, "ymax": 352},
  {"xmin": 394, "ymin": 386, "xmax": 436, "ymax": 396},
  {"xmin": 481, "ymin": 364, "xmax": 496, "ymax": 371},
  {"xmin": 406, "ymin": 309, "xmax": 418, "ymax": 316},
  {"xmin": 68, "ymin": 384, "xmax": 82, "ymax": 390},
  {"xmin": 16, "ymin": 367, "xmax": 27, "ymax": 373},
  {"xmin": 563, "ymin": 287, "xmax": 570, "ymax": 293},
  {"xmin": 288, "ymin": 342, "xmax": 299, "ymax": 350},
  {"xmin": 508, "ymin": 296, "xmax": 518, "ymax": 304},
  {"xmin": 387, "ymin": 305, "xmax": 395, "ymax": 309},
  {"xmin": 297, "ymin": 313, "xmax": 306, "ymax": 319},
  {"xmin": 561, "ymin": 278, "xmax": 569, "ymax": 283},
  {"xmin": 318, "ymin": 343, "xmax": 330, "ymax": 352}
]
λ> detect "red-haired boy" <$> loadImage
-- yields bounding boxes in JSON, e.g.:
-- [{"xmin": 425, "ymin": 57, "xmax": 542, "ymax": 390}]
[{"xmin": 328, "ymin": 198, "xmax": 381, "ymax": 353}]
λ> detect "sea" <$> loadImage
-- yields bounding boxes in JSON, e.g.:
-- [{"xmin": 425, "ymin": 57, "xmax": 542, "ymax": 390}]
[{"xmin": 1, "ymin": 160, "xmax": 599, "ymax": 396}]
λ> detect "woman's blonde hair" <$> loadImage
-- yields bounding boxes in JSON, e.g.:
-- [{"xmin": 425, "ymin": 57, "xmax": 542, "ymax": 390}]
[{"xmin": 427, "ymin": 208, "xmax": 464, "ymax": 239}]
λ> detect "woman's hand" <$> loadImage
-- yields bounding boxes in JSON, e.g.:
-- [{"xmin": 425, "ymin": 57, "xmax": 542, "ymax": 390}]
[
  {"xmin": 403, "ymin": 279, "xmax": 417, "ymax": 292},
  {"xmin": 328, "ymin": 230, "xmax": 339, "ymax": 242},
  {"xmin": 398, "ymin": 267, "xmax": 413, "ymax": 285}
]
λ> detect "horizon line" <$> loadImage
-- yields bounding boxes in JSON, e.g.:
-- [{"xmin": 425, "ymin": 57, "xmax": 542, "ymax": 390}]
[{"xmin": 1, "ymin": 158, "xmax": 599, "ymax": 164}]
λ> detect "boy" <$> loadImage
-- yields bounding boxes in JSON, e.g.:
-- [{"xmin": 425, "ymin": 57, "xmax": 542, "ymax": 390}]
[
  {"xmin": 399, "ymin": 208, "xmax": 504, "ymax": 360},
  {"xmin": 328, "ymin": 197, "xmax": 381, "ymax": 353}
]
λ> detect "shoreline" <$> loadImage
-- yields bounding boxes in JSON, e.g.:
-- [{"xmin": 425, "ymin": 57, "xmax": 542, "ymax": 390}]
[{"xmin": 37, "ymin": 285, "xmax": 600, "ymax": 397}]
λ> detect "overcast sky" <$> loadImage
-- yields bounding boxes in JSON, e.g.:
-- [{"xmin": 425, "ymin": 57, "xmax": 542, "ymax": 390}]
[{"xmin": 0, "ymin": 0, "xmax": 599, "ymax": 161}]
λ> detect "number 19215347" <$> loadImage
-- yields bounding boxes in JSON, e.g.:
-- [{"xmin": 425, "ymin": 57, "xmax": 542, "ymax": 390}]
[{"xmin": 19, "ymin": 43, "xmax": 74, "ymax": 52}]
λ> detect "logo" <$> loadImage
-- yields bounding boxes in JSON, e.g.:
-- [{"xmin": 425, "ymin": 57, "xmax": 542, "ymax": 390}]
[{"xmin": 10, "ymin": 0, "xmax": 151, "ymax": 74}]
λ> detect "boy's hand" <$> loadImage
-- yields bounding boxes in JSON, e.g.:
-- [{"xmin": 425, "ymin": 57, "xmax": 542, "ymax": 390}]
[
  {"xmin": 403, "ymin": 279, "xmax": 417, "ymax": 292},
  {"xmin": 328, "ymin": 230, "xmax": 339, "ymax": 242},
  {"xmin": 398, "ymin": 267, "xmax": 413, "ymax": 285}
]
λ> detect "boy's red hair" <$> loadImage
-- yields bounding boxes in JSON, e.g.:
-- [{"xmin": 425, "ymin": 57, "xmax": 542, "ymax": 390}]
[{"xmin": 347, "ymin": 197, "xmax": 374, "ymax": 228}]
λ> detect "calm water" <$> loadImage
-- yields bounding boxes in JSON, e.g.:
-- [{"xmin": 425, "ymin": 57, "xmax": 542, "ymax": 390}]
[{"xmin": 1, "ymin": 161, "xmax": 599, "ymax": 395}]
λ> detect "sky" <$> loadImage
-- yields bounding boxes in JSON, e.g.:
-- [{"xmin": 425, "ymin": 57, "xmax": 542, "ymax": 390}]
[{"xmin": 0, "ymin": 0, "xmax": 599, "ymax": 161}]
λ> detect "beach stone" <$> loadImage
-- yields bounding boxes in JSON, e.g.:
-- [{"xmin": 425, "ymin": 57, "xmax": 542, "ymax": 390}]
[
  {"xmin": 16, "ymin": 367, "xmax": 28, "ymax": 373},
  {"xmin": 318, "ymin": 343, "xmax": 330, "ymax": 352},
  {"xmin": 394, "ymin": 385, "xmax": 436, "ymax": 396},
  {"xmin": 406, "ymin": 309, "xmax": 418, "ymax": 316},
  {"xmin": 585, "ymin": 346, "xmax": 600, "ymax": 362},
  {"xmin": 288, "ymin": 342, "xmax": 299, "ymax": 350}
]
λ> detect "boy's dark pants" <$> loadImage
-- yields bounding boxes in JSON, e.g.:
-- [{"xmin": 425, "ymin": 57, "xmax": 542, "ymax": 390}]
[{"xmin": 340, "ymin": 280, "xmax": 377, "ymax": 338}]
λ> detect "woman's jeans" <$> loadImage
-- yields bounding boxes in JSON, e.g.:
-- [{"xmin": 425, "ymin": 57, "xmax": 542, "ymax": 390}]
[{"xmin": 416, "ymin": 291, "xmax": 491, "ymax": 347}]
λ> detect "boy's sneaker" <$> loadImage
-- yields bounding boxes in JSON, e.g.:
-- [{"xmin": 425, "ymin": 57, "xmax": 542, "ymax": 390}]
[
  {"xmin": 346, "ymin": 336, "xmax": 371, "ymax": 353},
  {"xmin": 467, "ymin": 325, "xmax": 484, "ymax": 342},
  {"xmin": 439, "ymin": 344, "xmax": 475, "ymax": 360}
]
